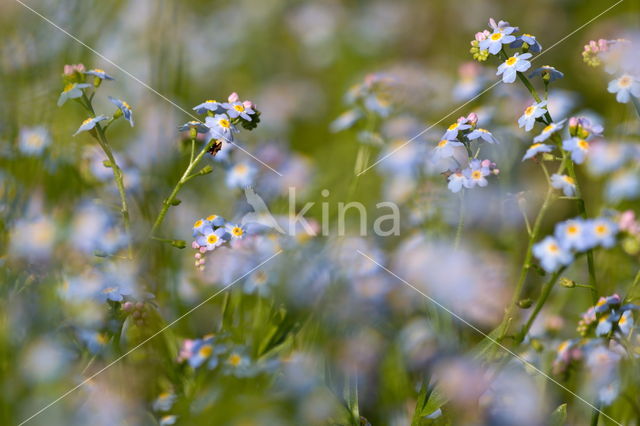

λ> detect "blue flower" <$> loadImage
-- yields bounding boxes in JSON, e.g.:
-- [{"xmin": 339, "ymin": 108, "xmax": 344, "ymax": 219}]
[
  {"xmin": 193, "ymin": 100, "xmax": 225, "ymax": 115},
  {"xmin": 222, "ymin": 348, "xmax": 252, "ymax": 377},
  {"xmin": 159, "ymin": 415, "xmax": 178, "ymax": 426},
  {"xmin": 442, "ymin": 121, "xmax": 471, "ymax": 140},
  {"xmin": 533, "ymin": 236, "xmax": 573, "ymax": 272},
  {"xmin": 510, "ymin": 33, "xmax": 542, "ymax": 53},
  {"xmin": 607, "ymin": 74, "xmax": 640, "ymax": 103},
  {"xmin": 18, "ymin": 126, "xmax": 51, "ymax": 155},
  {"xmin": 463, "ymin": 159, "xmax": 490, "ymax": 188},
  {"xmin": 73, "ymin": 115, "xmax": 109, "ymax": 136},
  {"xmin": 588, "ymin": 217, "xmax": 618, "ymax": 248},
  {"xmin": 330, "ymin": 109, "xmax": 363, "ymax": 132},
  {"xmin": 529, "ymin": 66, "xmax": 564, "ymax": 82},
  {"xmin": 533, "ymin": 119, "xmax": 566, "ymax": 143},
  {"xmin": 108, "ymin": 96, "xmax": 134, "ymax": 127},
  {"xmin": 226, "ymin": 161, "xmax": 257, "ymax": 189},
  {"xmin": 225, "ymin": 223, "xmax": 246, "ymax": 239},
  {"xmin": 192, "ymin": 218, "xmax": 211, "ymax": 237},
  {"xmin": 152, "ymin": 392, "xmax": 177, "ymax": 412},
  {"xmin": 606, "ymin": 170, "xmax": 640, "ymax": 202},
  {"xmin": 518, "ymin": 101, "xmax": 547, "ymax": 132},
  {"xmin": 188, "ymin": 336, "xmax": 226, "ymax": 369},
  {"xmin": 195, "ymin": 227, "xmax": 228, "ymax": 251},
  {"xmin": 550, "ymin": 173, "xmax": 576, "ymax": 196},
  {"xmin": 222, "ymin": 101, "xmax": 255, "ymax": 121},
  {"xmin": 479, "ymin": 31, "xmax": 517, "ymax": 55},
  {"xmin": 467, "ymin": 128, "xmax": 498, "ymax": 143},
  {"xmin": 562, "ymin": 137, "xmax": 590, "ymax": 164},
  {"xmin": 178, "ymin": 121, "xmax": 209, "ymax": 134},
  {"xmin": 497, "ymin": 53, "xmax": 532, "ymax": 83},
  {"xmin": 522, "ymin": 143, "xmax": 553, "ymax": 161},
  {"xmin": 595, "ymin": 314, "xmax": 613, "ymax": 336},
  {"xmin": 84, "ymin": 68, "xmax": 114, "ymax": 81},
  {"xmin": 447, "ymin": 171, "xmax": 466, "ymax": 193},
  {"xmin": 78, "ymin": 329, "xmax": 109, "ymax": 354},
  {"xmin": 554, "ymin": 218, "xmax": 590, "ymax": 251},
  {"xmin": 488, "ymin": 18, "xmax": 518, "ymax": 34},
  {"xmin": 205, "ymin": 114, "xmax": 238, "ymax": 142},
  {"xmin": 97, "ymin": 283, "xmax": 132, "ymax": 302},
  {"xmin": 618, "ymin": 310, "xmax": 633, "ymax": 334},
  {"xmin": 57, "ymin": 83, "xmax": 91, "ymax": 106},
  {"xmin": 432, "ymin": 139, "xmax": 464, "ymax": 162}
]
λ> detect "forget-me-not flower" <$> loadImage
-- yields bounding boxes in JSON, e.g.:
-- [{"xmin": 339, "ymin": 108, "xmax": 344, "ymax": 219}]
[
  {"xmin": 205, "ymin": 114, "xmax": 238, "ymax": 142},
  {"xmin": 223, "ymin": 101, "xmax": 255, "ymax": 121},
  {"xmin": 462, "ymin": 159, "xmax": 490, "ymax": 188},
  {"xmin": 85, "ymin": 68, "xmax": 114, "ymax": 81},
  {"xmin": 533, "ymin": 235, "xmax": 573, "ymax": 272},
  {"xmin": 225, "ymin": 223, "xmax": 246, "ymax": 239},
  {"xmin": 518, "ymin": 101, "xmax": 547, "ymax": 132},
  {"xmin": 555, "ymin": 218, "xmax": 590, "ymax": 251},
  {"xmin": 447, "ymin": 171, "xmax": 466, "ymax": 193},
  {"xmin": 589, "ymin": 218, "xmax": 618, "ymax": 248},
  {"xmin": 433, "ymin": 139, "xmax": 464, "ymax": 162},
  {"xmin": 74, "ymin": 115, "xmax": 109, "ymax": 136},
  {"xmin": 533, "ymin": 119, "xmax": 566, "ymax": 143},
  {"xmin": 226, "ymin": 162, "xmax": 257, "ymax": 188},
  {"xmin": 480, "ymin": 30, "xmax": 516, "ymax": 55},
  {"xmin": 510, "ymin": 34, "xmax": 542, "ymax": 53},
  {"xmin": 178, "ymin": 121, "xmax": 209, "ymax": 134},
  {"xmin": 497, "ymin": 53, "xmax": 532, "ymax": 83},
  {"xmin": 18, "ymin": 126, "xmax": 51, "ymax": 155},
  {"xmin": 522, "ymin": 143, "xmax": 553, "ymax": 161},
  {"xmin": 550, "ymin": 173, "xmax": 576, "ymax": 196},
  {"xmin": 442, "ymin": 121, "xmax": 471, "ymax": 140},
  {"xmin": 196, "ymin": 228, "xmax": 228, "ymax": 251},
  {"xmin": 108, "ymin": 97, "xmax": 134, "ymax": 127},
  {"xmin": 193, "ymin": 100, "xmax": 225, "ymax": 115},
  {"xmin": 57, "ymin": 83, "xmax": 91, "ymax": 106},
  {"xmin": 529, "ymin": 65, "xmax": 564, "ymax": 82},
  {"xmin": 562, "ymin": 137, "xmax": 590, "ymax": 164},
  {"xmin": 607, "ymin": 74, "xmax": 640, "ymax": 103},
  {"xmin": 467, "ymin": 128, "xmax": 498, "ymax": 144}
]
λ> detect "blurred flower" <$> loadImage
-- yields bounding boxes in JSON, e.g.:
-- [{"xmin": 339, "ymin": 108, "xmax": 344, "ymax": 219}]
[
  {"xmin": 463, "ymin": 159, "xmax": 490, "ymax": 188},
  {"xmin": 532, "ymin": 236, "xmax": 573, "ymax": 272},
  {"xmin": 152, "ymin": 391, "xmax": 177, "ymax": 412},
  {"xmin": 57, "ymin": 82, "xmax": 90, "ymax": 106},
  {"xmin": 522, "ymin": 143, "xmax": 552, "ymax": 161},
  {"xmin": 226, "ymin": 161, "xmax": 257, "ymax": 188},
  {"xmin": 85, "ymin": 68, "xmax": 114, "ymax": 81},
  {"xmin": 467, "ymin": 128, "xmax": 498, "ymax": 144},
  {"xmin": 606, "ymin": 170, "xmax": 640, "ymax": 202},
  {"xmin": 562, "ymin": 137, "xmax": 590, "ymax": 164},
  {"xmin": 10, "ymin": 216, "xmax": 56, "ymax": 259},
  {"xmin": 432, "ymin": 139, "xmax": 463, "ymax": 162},
  {"xmin": 550, "ymin": 173, "xmax": 576, "ymax": 196},
  {"xmin": 178, "ymin": 120, "xmax": 208, "ymax": 134},
  {"xmin": 18, "ymin": 126, "xmax": 50, "ymax": 155},
  {"xmin": 510, "ymin": 33, "xmax": 542, "ymax": 53},
  {"xmin": 529, "ymin": 65, "xmax": 564, "ymax": 82},
  {"xmin": 607, "ymin": 74, "xmax": 640, "ymax": 103}
]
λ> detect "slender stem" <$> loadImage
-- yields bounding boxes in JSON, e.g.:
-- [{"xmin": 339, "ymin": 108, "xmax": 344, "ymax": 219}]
[
  {"xmin": 624, "ymin": 268, "xmax": 640, "ymax": 302},
  {"xmin": 590, "ymin": 403, "xmax": 601, "ymax": 426},
  {"xmin": 516, "ymin": 268, "xmax": 564, "ymax": 343},
  {"xmin": 631, "ymin": 95, "xmax": 640, "ymax": 120},
  {"xmin": 150, "ymin": 139, "xmax": 213, "ymax": 237},
  {"xmin": 454, "ymin": 190, "xmax": 465, "ymax": 249},
  {"xmin": 81, "ymin": 93, "xmax": 133, "ymax": 258}
]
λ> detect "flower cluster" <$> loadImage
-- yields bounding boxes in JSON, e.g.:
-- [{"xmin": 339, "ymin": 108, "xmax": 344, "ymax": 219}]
[
  {"xmin": 184, "ymin": 92, "xmax": 260, "ymax": 144},
  {"xmin": 178, "ymin": 334, "xmax": 259, "ymax": 378},
  {"xmin": 432, "ymin": 113, "xmax": 500, "ymax": 193},
  {"xmin": 577, "ymin": 294, "xmax": 636, "ymax": 338},
  {"xmin": 583, "ymin": 38, "xmax": 640, "ymax": 104},
  {"xmin": 191, "ymin": 215, "xmax": 246, "ymax": 270},
  {"xmin": 57, "ymin": 65, "xmax": 135, "ymax": 134},
  {"xmin": 533, "ymin": 216, "xmax": 618, "ymax": 272}
]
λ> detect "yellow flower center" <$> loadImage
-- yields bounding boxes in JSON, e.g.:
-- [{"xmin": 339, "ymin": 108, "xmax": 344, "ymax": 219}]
[
  {"xmin": 218, "ymin": 118, "xmax": 230, "ymax": 128},
  {"xmin": 193, "ymin": 219, "xmax": 203, "ymax": 228},
  {"xmin": 619, "ymin": 315, "xmax": 627, "ymax": 325},
  {"xmin": 82, "ymin": 117, "xmax": 94, "ymax": 125},
  {"xmin": 595, "ymin": 224, "xmax": 607, "ymax": 235},
  {"xmin": 471, "ymin": 170, "xmax": 482, "ymax": 179},
  {"xmin": 229, "ymin": 353, "xmax": 242, "ymax": 367},
  {"xmin": 233, "ymin": 105, "xmax": 245, "ymax": 112},
  {"xmin": 206, "ymin": 215, "xmax": 217, "ymax": 222},
  {"xmin": 206, "ymin": 99, "xmax": 217, "ymax": 103},
  {"xmin": 543, "ymin": 124, "xmax": 554, "ymax": 132},
  {"xmin": 207, "ymin": 234, "xmax": 219, "ymax": 244},
  {"xmin": 530, "ymin": 143, "xmax": 541, "ymax": 149},
  {"xmin": 490, "ymin": 33, "xmax": 503, "ymax": 41},
  {"xmin": 566, "ymin": 225, "xmax": 578, "ymax": 235},
  {"xmin": 235, "ymin": 164, "xmax": 248, "ymax": 174},
  {"xmin": 447, "ymin": 123, "xmax": 458, "ymax": 131},
  {"xmin": 619, "ymin": 75, "xmax": 633, "ymax": 88},
  {"xmin": 563, "ymin": 176, "xmax": 575, "ymax": 184},
  {"xmin": 577, "ymin": 139, "xmax": 589, "ymax": 150},
  {"xmin": 93, "ymin": 68, "xmax": 105, "ymax": 74},
  {"xmin": 96, "ymin": 333, "xmax": 108, "ymax": 344},
  {"xmin": 437, "ymin": 139, "xmax": 448, "ymax": 148},
  {"xmin": 232, "ymin": 227, "xmax": 244, "ymax": 237},
  {"xmin": 525, "ymin": 106, "xmax": 535, "ymax": 116},
  {"xmin": 63, "ymin": 83, "xmax": 74, "ymax": 92},
  {"xmin": 557, "ymin": 341, "xmax": 569, "ymax": 353},
  {"xmin": 102, "ymin": 286, "xmax": 116, "ymax": 294},
  {"xmin": 122, "ymin": 101, "xmax": 131, "ymax": 110},
  {"xmin": 506, "ymin": 56, "xmax": 517, "ymax": 66},
  {"xmin": 548, "ymin": 243, "xmax": 559, "ymax": 253},
  {"xmin": 199, "ymin": 345, "xmax": 213, "ymax": 357}
]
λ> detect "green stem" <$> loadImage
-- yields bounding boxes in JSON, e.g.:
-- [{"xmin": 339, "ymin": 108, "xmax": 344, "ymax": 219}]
[
  {"xmin": 590, "ymin": 403, "xmax": 601, "ymax": 426},
  {"xmin": 631, "ymin": 95, "xmax": 640, "ymax": 120},
  {"xmin": 516, "ymin": 268, "xmax": 564, "ymax": 343},
  {"xmin": 150, "ymin": 139, "xmax": 214, "ymax": 238},
  {"xmin": 624, "ymin": 268, "xmax": 640, "ymax": 302},
  {"xmin": 81, "ymin": 93, "xmax": 133, "ymax": 259}
]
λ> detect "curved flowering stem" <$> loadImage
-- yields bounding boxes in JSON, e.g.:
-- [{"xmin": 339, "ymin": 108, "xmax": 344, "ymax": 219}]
[
  {"xmin": 149, "ymin": 138, "xmax": 215, "ymax": 240},
  {"xmin": 80, "ymin": 93, "xmax": 133, "ymax": 259},
  {"xmin": 453, "ymin": 191, "xmax": 465, "ymax": 249},
  {"xmin": 516, "ymin": 266, "xmax": 565, "ymax": 343}
]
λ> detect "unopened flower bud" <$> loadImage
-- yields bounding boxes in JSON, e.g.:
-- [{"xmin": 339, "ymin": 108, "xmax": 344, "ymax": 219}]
[
  {"xmin": 171, "ymin": 239, "xmax": 187, "ymax": 249},
  {"xmin": 560, "ymin": 277, "xmax": 576, "ymax": 288},
  {"xmin": 518, "ymin": 298, "xmax": 533, "ymax": 309}
]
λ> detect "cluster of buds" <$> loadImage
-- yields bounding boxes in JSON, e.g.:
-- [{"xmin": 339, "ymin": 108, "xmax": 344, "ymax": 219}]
[
  {"xmin": 568, "ymin": 116, "xmax": 603, "ymax": 139},
  {"xmin": 470, "ymin": 31, "xmax": 491, "ymax": 62},
  {"xmin": 582, "ymin": 38, "xmax": 629, "ymax": 67},
  {"xmin": 122, "ymin": 301, "xmax": 151, "ymax": 327}
]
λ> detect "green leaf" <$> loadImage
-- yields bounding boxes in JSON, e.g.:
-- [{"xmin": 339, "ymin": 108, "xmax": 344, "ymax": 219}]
[{"xmin": 550, "ymin": 403, "xmax": 567, "ymax": 426}]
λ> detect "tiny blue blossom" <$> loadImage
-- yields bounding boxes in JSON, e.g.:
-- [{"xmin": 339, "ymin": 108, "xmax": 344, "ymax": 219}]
[
  {"xmin": 522, "ymin": 143, "xmax": 553, "ymax": 161},
  {"xmin": 84, "ymin": 68, "xmax": 114, "ymax": 81},
  {"xmin": 178, "ymin": 121, "xmax": 209, "ymax": 134},
  {"xmin": 433, "ymin": 139, "xmax": 464, "ymax": 162},
  {"xmin": 225, "ymin": 223, "xmax": 246, "ymax": 239},
  {"xmin": 554, "ymin": 218, "xmax": 590, "ymax": 251},
  {"xmin": 226, "ymin": 161, "xmax": 257, "ymax": 189},
  {"xmin": 467, "ymin": 128, "xmax": 498, "ymax": 144},
  {"xmin": 533, "ymin": 235, "xmax": 574, "ymax": 272},
  {"xmin": 205, "ymin": 114, "xmax": 238, "ymax": 142},
  {"xmin": 562, "ymin": 137, "xmax": 590, "ymax": 164},
  {"xmin": 152, "ymin": 392, "xmax": 177, "ymax": 412},
  {"xmin": 447, "ymin": 171, "xmax": 466, "ymax": 193},
  {"xmin": 193, "ymin": 100, "xmax": 225, "ymax": 115},
  {"xmin": 497, "ymin": 53, "xmax": 532, "ymax": 83},
  {"xmin": 73, "ymin": 115, "xmax": 109, "ymax": 136},
  {"xmin": 595, "ymin": 314, "xmax": 614, "ymax": 336},
  {"xmin": 78, "ymin": 330, "xmax": 109, "ymax": 354},
  {"xmin": 518, "ymin": 101, "xmax": 547, "ymax": 132},
  {"xmin": 510, "ymin": 33, "xmax": 542, "ymax": 53},
  {"xmin": 529, "ymin": 66, "xmax": 564, "ymax": 82},
  {"xmin": 222, "ymin": 101, "xmax": 255, "ymax": 121},
  {"xmin": 57, "ymin": 83, "xmax": 91, "ymax": 106},
  {"xmin": 607, "ymin": 74, "xmax": 640, "ymax": 103},
  {"xmin": 108, "ymin": 96, "xmax": 134, "ymax": 127},
  {"xmin": 550, "ymin": 173, "xmax": 576, "ymax": 196},
  {"xmin": 442, "ymin": 121, "xmax": 471, "ymax": 140},
  {"xmin": 196, "ymin": 227, "xmax": 228, "ymax": 251},
  {"xmin": 480, "ymin": 30, "xmax": 517, "ymax": 55},
  {"xmin": 618, "ymin": 310, "xmax": 633, "ymax": 334},
  {"xmin": 533, "ymin": 119, "xmax": 566, "ymax": 143},
  {"xmin": 463, "ymin": 159, "xmax": 490, "ymax": 188},
  {"xmin": 18, "ymin": 126, "xmax": 51, "ymax": 155},
  {"xmin": 588, "ymin": 217, "xmax": 618, "ymax": 248}
]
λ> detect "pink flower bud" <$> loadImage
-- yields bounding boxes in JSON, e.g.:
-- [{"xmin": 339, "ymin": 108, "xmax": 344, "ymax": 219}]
[
  {"xmin": 122, "ymin": 301, "xmax": 133, "ymax": 312},
  {"xmin": 466, "ymin": 113, "xmax": 479, "ymax": 126},
  {"xmin": 192, "ymin": 241, "xmax": 199, "ymax": 249},
  {"xmin": 243, "ymin": 100, "xmax": 254, "ymax": 109},
  {"xmin": 199, "ymin": 246, "xmax": 207, "ymax": 253},
  {"xmin": 228, "ymin": 92, "xmax": 239, "ymax": 102},
  {"xmin": 481, "ymin": 159, "xmax": 491, "ymax": 168},
  {"xmin": 195, "ymin": 253, "xmax": 202, "ymax": 259}
]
